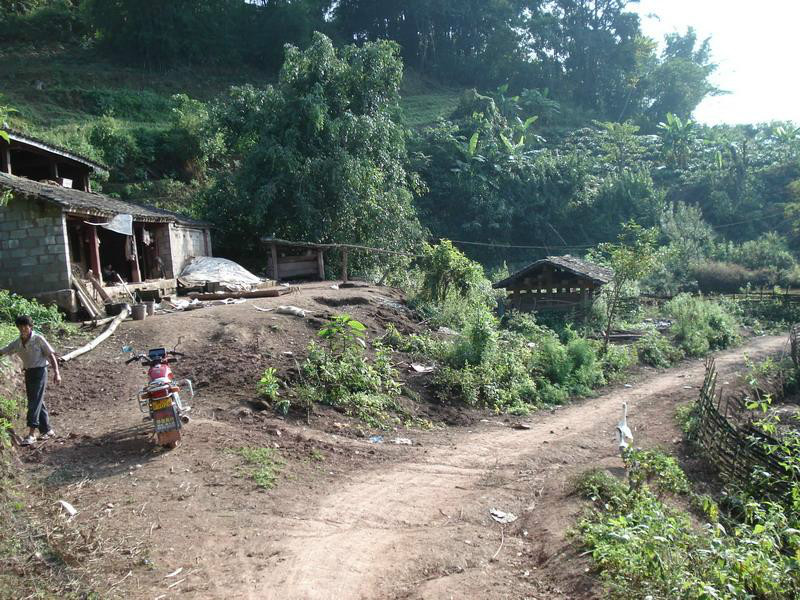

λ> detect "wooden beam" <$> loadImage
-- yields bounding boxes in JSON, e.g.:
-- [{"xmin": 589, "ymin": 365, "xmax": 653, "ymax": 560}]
[{"xmin": 88, "ymin": 226, "xmax": 102, "ymax": 284}]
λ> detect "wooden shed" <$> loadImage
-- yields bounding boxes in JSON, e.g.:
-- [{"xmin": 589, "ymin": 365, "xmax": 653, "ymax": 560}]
[{"xmin": 493, "ymin": 255, "xmax": 612, "ymax": 313}]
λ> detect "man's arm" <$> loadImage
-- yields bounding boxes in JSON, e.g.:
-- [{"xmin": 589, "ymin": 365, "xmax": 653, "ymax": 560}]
[
  {"xmin": 48, "ymin": 351, "xmax": 61, "ymax": 384},
  {"xmin": 0, "ymin": 338, "xmax": 18, "ymax": 357},
  {"xmin": 39, "ymin": 336, "xmax": 61, "ymax": 384}
]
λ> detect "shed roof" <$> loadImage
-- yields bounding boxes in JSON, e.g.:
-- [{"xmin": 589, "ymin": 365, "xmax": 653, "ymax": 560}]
[
  {"xmin": 5, "ymin": 129, "xmax": 108, "ymax": 173},
  {"xmin": 0, "ymin": 172, "xmax": 207, "ymax": 227},
  {"xmin": 493, "ymin": 255, "xmax": 613, "ymax": 289}
]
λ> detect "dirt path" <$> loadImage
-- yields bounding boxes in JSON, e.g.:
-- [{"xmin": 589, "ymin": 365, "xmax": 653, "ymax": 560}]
[
  {"xmin": 194, "ymin": 334, "xmax": 788, "ymax": 600},
  {"xmin": 21, "ymin": 326, "xmax": 788, "ymax": 599}
]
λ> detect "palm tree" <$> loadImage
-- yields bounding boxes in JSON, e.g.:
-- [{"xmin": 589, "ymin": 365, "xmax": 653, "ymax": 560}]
[{"xmin": 657, "ymin": 113, "xmax": 695, "ymax": 170}]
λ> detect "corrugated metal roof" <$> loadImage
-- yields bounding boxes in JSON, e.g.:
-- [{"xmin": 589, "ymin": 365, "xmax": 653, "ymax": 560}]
[
  {"xmin": 0, "ymin": 172, "xmax": 207, "ymax": 227},
  {"xmin": 5, "ymin": 129, "xmax": 108, "ymax": 173},
  {"xmin": 493, "ymin": 255, "xmax": 613, "ymax": 288}
]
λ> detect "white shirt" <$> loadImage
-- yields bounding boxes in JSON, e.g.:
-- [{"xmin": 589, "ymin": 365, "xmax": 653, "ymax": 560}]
[{"xmin": 0, "ymin": 331, "xmax": 56, "ymax": 369}]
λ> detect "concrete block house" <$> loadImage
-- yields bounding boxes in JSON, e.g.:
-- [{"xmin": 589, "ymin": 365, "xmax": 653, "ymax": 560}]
[{"xmin": 0, "ymin": 130, "xmax": 211, "ymax": 315}]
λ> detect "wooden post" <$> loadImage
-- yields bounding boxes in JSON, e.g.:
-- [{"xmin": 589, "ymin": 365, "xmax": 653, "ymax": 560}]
[
  {"xmin": 270, "ymin": 242, "xmax": 279, "ymax": 282},
  {"xmin": 80, "ymin": 172, "xmax": 91, "ymax": 192},
  {"xmin": 0, "ymin": 145, "xmax": 10, "ymax": 174},
  {"xmin": 50, "ymin": 162, "xmax": 59, "ymax": 180},
  {"xmin": 129, "ymin": 230, "xmax": 142, "ymax": 283},
  {"xmin": 317, "ymin": 249, "xmax": 325, "ymax": 280},
  {"xmin": 341, "ymin": 247, "xmax": 349, "ymax": 283},
  {"xmin": 89, "ymin": 226, "xmax": 102, "ymax": 284}
]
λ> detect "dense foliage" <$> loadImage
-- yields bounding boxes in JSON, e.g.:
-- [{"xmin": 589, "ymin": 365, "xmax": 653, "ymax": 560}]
[
  {"xmin": 202, "ymin": 33, "xmax": 423, "ymax": 265},
  {"xmin": 0, "ymin": 290, "xmax": 69, "ymax": 331}
]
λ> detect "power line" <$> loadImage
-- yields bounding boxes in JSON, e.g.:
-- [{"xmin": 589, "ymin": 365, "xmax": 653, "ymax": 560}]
[{"xmin": 448, "ymin": 208, "xmax": 789, "ymax": 251}]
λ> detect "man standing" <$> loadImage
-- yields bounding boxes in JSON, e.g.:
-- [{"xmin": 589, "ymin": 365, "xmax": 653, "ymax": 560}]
[{"xmin": 0, "ymin": 315, "xmax": 61, "ymax": 445}]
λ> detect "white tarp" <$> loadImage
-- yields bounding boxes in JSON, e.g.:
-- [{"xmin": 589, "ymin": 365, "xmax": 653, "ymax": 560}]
[
  {"xmin": 85, "ymin": 214, "xmax": 133, "ymax": 236},
  {"xmin": 178, "ymin": 256, "xmax": 262, "ymax": 291}
]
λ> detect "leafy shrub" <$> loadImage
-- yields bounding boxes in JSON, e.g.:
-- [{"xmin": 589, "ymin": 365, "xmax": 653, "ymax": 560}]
[
  {"xmin": 689, "ymin": 260, "xmax": 756, "ymax": 293},
  {"xmin": 381, "ymin": 325, "xmax": 448, "ymax": 361},
  {"xmin": 0, "ymin": 290, "xmax": 67, "ymax": 331},
  {"xmin": 666, "ymin": 293, "xmax": 740, "ymax": 357},
  {"xmin": 635, "ymin": 330, "xmax": 683, "ymax": 368},
  {"xmin": 410, "ymin": 241, "xmax": 495, "ymax": 330},
  {"xmin": 0, "ymin": 394, "xmax": 21, "ymax": 449},
  {"xmin": 299, "ymin": 343, "xmax": 403, "ymax": 429},
  {"xmin": 623, "ymin": 448, "xmax": 690, "ymax": 495},
  {"xmin": 675, "ymin": 401, "xmax": 701, "ymax": 437},
  {"xmin": 577, "ymin": 460, "xmax": 800, "ymax": 599},
  {"xmin": 600, "ymin": 343, "xmax": 636, "ymax": 379},
  {"xmin": 448, "ymin": 310, "xmax": 497, "ymax": 367}
]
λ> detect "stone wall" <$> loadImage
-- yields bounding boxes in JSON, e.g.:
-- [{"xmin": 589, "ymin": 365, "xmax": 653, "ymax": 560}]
[{"xmin": 0, "ymin": 194, "xmax": 72, "ymax": 300}]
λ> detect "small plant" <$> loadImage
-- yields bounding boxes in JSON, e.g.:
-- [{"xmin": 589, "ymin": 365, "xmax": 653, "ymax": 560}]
[
  {"xmin": 634, "ymin": 329, "xmax": 682, "ymax": 368},
  {"xmin": 0, "ymin": 395, "xmax": 20, "ymax": 448},
  {"xmin": 257, "ymin": 367, "xmax": 280, "ymax": 401},
  {"xmin": 623, "ymin": 448, "xmax": 690, "ymax": 495},
  {"xmin": 675, "ymin": 401, "xmax": 701, "ymax": 437},
  {"xmin": 236, "ymin": 447, "xmax": 283, "ymax": 490},
  {"xmin": 318, "ymin": 314, "xmax": 367, "ymax": 354}
]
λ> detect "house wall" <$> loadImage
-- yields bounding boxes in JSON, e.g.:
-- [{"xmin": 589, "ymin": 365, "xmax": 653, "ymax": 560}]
[
  {"xmin": 168, "ymin": 224, "xmax": 211, "ymax": 277},
  {"xmin": 0, "ymin": 194, "xmax": 73, "ymax": 310}
]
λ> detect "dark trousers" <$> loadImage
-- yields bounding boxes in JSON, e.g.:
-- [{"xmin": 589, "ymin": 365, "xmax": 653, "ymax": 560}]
[{"xmin": 24, "ymin": 367, "xmax": 50, "ymax": 433}]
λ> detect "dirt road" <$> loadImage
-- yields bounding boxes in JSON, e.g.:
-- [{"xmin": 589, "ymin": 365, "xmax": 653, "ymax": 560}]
[
  {"xmin": 21, "ymin": 316, "xmax": 788, "ymax": 599},
  {"xmin": 241, "ymin": 334, "xmax": 787, "ymax": 600}
]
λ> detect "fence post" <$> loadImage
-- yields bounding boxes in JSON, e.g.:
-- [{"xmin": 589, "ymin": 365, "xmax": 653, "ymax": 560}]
[
  {"xmin": 341, "ymin": 247, "xmax": 349, "ymax": 283},
  {"xmin": 270, "ymin": 242, "xmax": 280, "ymax": 282}
]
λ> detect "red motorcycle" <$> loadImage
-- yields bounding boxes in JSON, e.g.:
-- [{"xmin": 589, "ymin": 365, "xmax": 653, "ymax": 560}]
[{"xmin": 125, "ymin": 346, "xmax": 193, "ymax": 448}]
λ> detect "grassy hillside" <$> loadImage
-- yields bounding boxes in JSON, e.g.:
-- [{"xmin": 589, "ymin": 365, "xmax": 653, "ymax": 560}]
[{"xmin": 0, "ymin": 44, "xmax": 461, "ymax": 167}]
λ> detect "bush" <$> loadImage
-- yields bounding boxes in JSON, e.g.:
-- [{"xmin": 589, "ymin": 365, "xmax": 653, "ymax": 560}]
[
  {"xmin": 666, "ymin": 294, "xmax": 740, "ymax": 357},
  {"xmin": 635, "ymin": 330, "xmax": 683, "ymax": 368},
  {"xmin": 299, "ymin": 343, "xmax": 404, "ymax": 429},
  {"xmin": 0, "ymin": 290, "xmax": 67, "ymax": 331},
  {"xmin": 0, "ymin": 394, "xmax": 21, "ymax": 448},
  {"xmin": 576, "ymin": 460, "xmax": 800, "ymax": 599},
  {"xmin": 0, "ymin": 0, "xmax": 84, "ymax": 43},
  {"xmin": 689, "ymin": 260, "xmax": 757, "ymax": 293}
]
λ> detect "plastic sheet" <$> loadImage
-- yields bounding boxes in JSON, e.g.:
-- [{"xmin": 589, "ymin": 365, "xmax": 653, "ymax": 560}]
[{"xmin": 178, "ymin": 256, "xmax": 262, "ymax": 291}]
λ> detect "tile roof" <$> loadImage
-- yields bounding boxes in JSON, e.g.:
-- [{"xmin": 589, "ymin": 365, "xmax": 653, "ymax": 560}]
[
  {"xmin": 493, "ymin": 255, "xmax": 613, "ymax": 288},
  {"xmin": 6, "ymin": 129, "xmax": 108, "ymax": 173},
  {"xmin": 0, "ymin": 172, "xmax": 207, "ymax": 226}
]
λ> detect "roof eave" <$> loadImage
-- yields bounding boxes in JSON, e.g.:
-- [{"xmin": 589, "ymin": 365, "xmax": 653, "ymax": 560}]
[{"xmin": 6, "ymin": 130, "xmax": 109, "ymax": 174}]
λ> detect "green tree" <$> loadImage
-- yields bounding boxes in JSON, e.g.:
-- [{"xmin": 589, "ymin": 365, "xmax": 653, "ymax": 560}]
[
  {"xmin": 204, "ymin": 32, "xmax": 423, "ymax": 267},
  {"xmin": 638, "ymin": 28, "xmax": 722, "ymax": 125},
  {"xmin": 657, "ymin": 112, "xmax": 696, "ymax": 169},
  {"xmin": 598, "ymin": 221, "xmax": 658, "ymax": 352}
]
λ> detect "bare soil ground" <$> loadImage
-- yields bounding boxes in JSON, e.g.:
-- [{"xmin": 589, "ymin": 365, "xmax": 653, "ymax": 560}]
[{"xmin": 6, "ymin": 283, "xmax": 790, "ymax": 599}]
